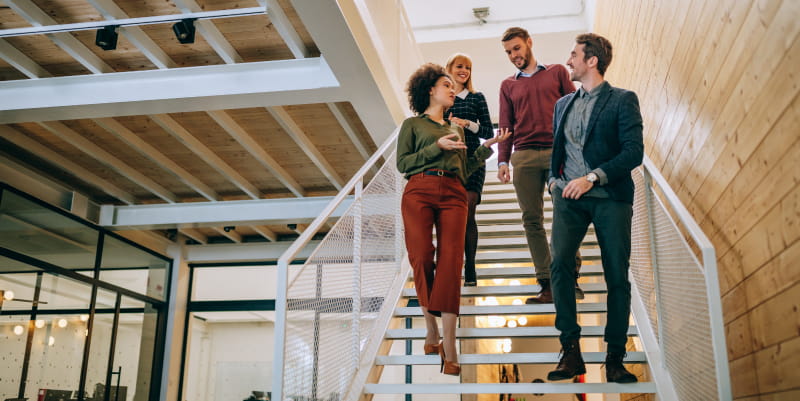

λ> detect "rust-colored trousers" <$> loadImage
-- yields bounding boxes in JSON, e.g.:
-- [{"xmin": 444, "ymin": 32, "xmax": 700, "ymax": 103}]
[{"xmin": 401, "ymin": 173, "xmax": 468, "ymax": 316}]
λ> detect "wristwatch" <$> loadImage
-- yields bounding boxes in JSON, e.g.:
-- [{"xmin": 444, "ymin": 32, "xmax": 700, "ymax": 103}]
[{"xmin": 586, "ymin": 172, "xmax": 598, "ymax": 184}]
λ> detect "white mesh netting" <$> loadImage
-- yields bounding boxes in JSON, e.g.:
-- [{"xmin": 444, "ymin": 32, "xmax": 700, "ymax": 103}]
[
  {"xmin": 281, "ymin": 152, "xmax": 406, "ymax": 401},
  {"xmin": 630, "ymin": 168, "xmax": 721, "ymax": 401}
]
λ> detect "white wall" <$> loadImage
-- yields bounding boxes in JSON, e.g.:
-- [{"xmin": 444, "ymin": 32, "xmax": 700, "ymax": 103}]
[{"xmin": 184, "ymin": 319, "xmax": 275, "ymax": 401}]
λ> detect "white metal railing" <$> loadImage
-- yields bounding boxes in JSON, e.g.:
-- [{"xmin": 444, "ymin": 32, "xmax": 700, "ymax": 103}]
[
  {"xmin": 629, "ymin": 155, "xmax": 732, "ymax": 401},
  {"xmin": 272, "ymin": 127, "xmax": 410, "ymax": 401}
]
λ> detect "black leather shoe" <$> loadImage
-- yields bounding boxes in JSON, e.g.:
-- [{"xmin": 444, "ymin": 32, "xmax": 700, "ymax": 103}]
[
  {"xmin": 548, "ymin": 341, "xmax": 586, "ymax": 381},
  {"xmin": 605, "ymin": 352, "xmax": 638, "ymax": 383}
]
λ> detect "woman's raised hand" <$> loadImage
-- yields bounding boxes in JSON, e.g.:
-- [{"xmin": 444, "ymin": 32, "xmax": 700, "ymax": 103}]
[
  {"xmin": 483, "ymin": 128, "xmax": 512, "ymax": 148},
  {"xmin": 448, "ymin": 112, "xmax": 469, "ymax": 129},
  {"xmin": 436, "ymin": 133, "xmax": 467, "ymax": 151}
]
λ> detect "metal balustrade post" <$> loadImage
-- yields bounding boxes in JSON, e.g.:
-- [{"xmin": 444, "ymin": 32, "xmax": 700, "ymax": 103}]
[
  {"xmin": 272, "ymin": 258, "xmax": 288, "ymax": 401},
  {"xmin": 642, "ymin": 169, "xmax": 666, "ymax": 369},
  {"xmin": 703, "ymin": 247, "xmax": 732, "ymax": 401},
  {"xmin": 352, "ymin": 179, "xmax": 363, "ymax": 375},
  {"xmin": 395, "ymin": 159, "xmax": 404, "ymax": 273}
]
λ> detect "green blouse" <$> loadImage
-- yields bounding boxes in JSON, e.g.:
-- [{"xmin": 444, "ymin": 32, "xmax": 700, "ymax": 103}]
[{"xmin": 396, "ymin": 114, "xmax": 493, "ymax": 186}]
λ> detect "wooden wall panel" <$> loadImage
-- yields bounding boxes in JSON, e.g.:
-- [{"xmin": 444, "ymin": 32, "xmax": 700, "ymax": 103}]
[{"xmin": 594, "ymin": 0, "xmax": 800, "ymax": 399}]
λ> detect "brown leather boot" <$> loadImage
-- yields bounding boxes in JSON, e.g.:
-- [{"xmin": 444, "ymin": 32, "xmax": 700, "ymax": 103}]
[
  {"xmin": 526, "ymin": 279, "xmax": 553, "ymax": 304},
  {"xmin": 605, "ymin": 352, "xmax": 638, "ymax": 383},
  {"xmin": 548, "ymin": 340, "xmax": 586, "ymax": 381}
]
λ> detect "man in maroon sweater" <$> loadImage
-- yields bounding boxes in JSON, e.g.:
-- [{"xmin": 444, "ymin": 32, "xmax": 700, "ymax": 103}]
[{"xmin": 498, "ymin": 27, "xmax": 582, "ymax": 303}]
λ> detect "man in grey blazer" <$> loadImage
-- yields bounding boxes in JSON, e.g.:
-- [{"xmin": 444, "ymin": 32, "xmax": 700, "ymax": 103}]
[{"xmin": 545, "ymin": 33, "xmax": 643, "ymax": 384}]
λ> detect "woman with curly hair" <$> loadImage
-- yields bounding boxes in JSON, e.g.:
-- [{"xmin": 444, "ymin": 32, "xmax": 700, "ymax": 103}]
[
  {"xmin": 397, "ymin": 63, "xmax": 510, "ymax": 375},
  {"xmin": 445, "ymin": 53, "xmax": 495, "ymax": 287}
]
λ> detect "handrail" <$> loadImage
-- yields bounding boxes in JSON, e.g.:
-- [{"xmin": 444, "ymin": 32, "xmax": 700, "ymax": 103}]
[
  {"xmin": 272, "ymin": 127, "xmax": 402, "ymax": 401},
  {"xmin": 641, "ymin": 157, "xmax": 714, "ymax": 251},
  {"xmin": 633, "ymin": 155, "xmax": 732, "ymax": 401}
]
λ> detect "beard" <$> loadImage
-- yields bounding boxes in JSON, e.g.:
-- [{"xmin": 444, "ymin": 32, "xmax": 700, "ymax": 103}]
[{"xmin": 515, "ymin": 47, "xmax": 534, "ymax": 70}]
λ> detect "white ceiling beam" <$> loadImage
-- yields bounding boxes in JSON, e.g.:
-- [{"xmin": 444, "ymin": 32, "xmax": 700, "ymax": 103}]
[
  {"xmin": 4, "ymin": 0, "xmax": 114, "ymax": 74},
  {"xmin": 178, "ymin": 228, "xmax": 207, "ymax": 244},
  {"xmin": 265, "ymin": 0, "xmax": 309, "ymax": 59},
  {"xmin": 206, "ymin": 110, "xmax": 305, "ymax": 198},
  {"xmin": 185, "ymin": 240, "xmax": 321, "ymax": 263},
  {"xmin": 149, "ymin": 114, "xmax": 262, "ymax": 200},
  {"xmin": 251, "ymin": 225, "xmax": 277, "ymax": 242},
  {"xmin": 327, "ymin": 102, "xmax": 372, "ymax": 163},
  {"xmin": 0, "ymin": 39, "xmax": 51, "ymax": 78},
  {"xmin": 290, "ymin": 0, "xmax": 400, "ymax": 145},
  {"xmin": 84, "ymin": 0, "xmax": 177, "ymax": 70},
  {"xmin": 94, "ymin": 117, "xmax": 219, "ymax": 201},
  {"xmin": 38, "ymin": 121, "xmax": 178, "ymax": 203},
  {"xmin": 267, "ymin": 106, "xmax": 345, "ymax": 190},
  {"xmin": 212, "ymin": 226, "xmax": 242, "ymax": 243},
  {"xmin": 0, "ymin": 58, "xmax": 343, "ymax": 124},
  {"xmin": 98, "ymin": 195, "xmax": 354, "ymax": 230},
  {"xmin": 0, "ymin": 154, "xmax": 83, "ymax": 211},
  {"xmin": 0, "ymin": 214, "xmax": 95, "ymax": 251},
  {"xmin": 171, "ymin": 0, "xmax": 243, "ymax": 64},
  {"xmin": 114, "ymin": 230, "xmax": 173, "ymax": 254},
  {"xmin": 0, "ymin": 125, "xmax": 136, "ymax": 204}
]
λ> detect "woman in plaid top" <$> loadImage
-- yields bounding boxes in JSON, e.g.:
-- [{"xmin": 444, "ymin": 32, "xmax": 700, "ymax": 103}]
[{"xmin": 446, "ymin": 53, "xmax": 495, "ymax": 286}]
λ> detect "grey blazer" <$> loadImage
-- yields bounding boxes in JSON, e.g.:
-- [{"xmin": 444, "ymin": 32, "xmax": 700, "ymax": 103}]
[{"xmin": 550, "ymin": 82, "xmax": 644, "ymax": 204}]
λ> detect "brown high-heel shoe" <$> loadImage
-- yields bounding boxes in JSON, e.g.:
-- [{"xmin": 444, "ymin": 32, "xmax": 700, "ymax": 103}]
[
  {"xmin": 438, "ymin": 344, "xmax": 461, "ymax": 376},
  {"xmin": 423, "ymin": 342, "xmax": 441, "ymax": 355}
]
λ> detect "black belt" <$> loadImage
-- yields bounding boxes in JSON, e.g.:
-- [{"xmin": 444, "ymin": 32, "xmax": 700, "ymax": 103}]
[{"xmin": 423, "ymin": 169, "xmax": 457, "ymax": 178}]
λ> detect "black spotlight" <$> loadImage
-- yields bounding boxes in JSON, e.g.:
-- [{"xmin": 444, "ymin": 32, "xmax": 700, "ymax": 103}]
[
  {"xmin": 95, "ymin": 25, "xmax": 118, "ymax": 51},
  {"xmin": 172, "ymin": 18, "xmax": 196, "ymax": 44}
]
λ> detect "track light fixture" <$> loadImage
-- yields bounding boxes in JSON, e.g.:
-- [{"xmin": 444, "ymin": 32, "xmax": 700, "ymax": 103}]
[
  {"xmin": 172, "ymin": 18, "xmax": 196, "ymax": 44},
  {"xmin": 95, "ymin": 25, "xmax": 118, "ymax": 50}
]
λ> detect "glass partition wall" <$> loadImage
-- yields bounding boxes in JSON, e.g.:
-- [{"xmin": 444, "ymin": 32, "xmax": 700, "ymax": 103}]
[
  {"xmin": 0, "ymin": 184, "xmax": 171, "ymax": 401},
  {"xmin": 181, "ymin": 264, "xmax": 278, "ymax": 401}
]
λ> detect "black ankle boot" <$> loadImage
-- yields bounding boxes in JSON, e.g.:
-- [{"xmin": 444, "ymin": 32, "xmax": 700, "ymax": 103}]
[
  {"xmin": 547, "ymin": 340, "xmax": 586, "ymax": 381},
  {"xmin": 605, "ymin": 352, "xmax": 638, "ymax": 383}
]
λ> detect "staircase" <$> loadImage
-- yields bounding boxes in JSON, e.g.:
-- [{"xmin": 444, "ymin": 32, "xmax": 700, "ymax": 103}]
[{"xmin": 364, "ymin": 173, "xmax": 658, "ymax": 398}]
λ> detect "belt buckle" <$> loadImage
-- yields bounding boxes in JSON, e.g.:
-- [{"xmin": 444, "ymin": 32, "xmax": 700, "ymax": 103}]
[{"xmin": 436, "ymin": 170, "xmax": 444, "ymax": 177}]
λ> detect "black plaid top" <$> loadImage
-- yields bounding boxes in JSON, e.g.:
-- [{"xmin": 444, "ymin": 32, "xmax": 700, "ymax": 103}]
[{"xmin": 447, "ymin": 90, "xmax": 495, "ymax": 153}]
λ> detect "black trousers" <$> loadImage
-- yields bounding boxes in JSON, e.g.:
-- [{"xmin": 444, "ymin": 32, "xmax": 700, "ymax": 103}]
[{"xmin": 550, "ymin": 187, "xmax": 633, "ymax": 354}]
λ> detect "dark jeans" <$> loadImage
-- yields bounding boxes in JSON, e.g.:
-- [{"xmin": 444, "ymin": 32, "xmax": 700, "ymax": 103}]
[{"xmin": 550, "ymin": 187, "xmax": 632, "ymax": 354}]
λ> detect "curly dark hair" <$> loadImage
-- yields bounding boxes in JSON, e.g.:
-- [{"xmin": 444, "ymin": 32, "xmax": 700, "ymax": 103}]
[
  {"xmin": 576, "ymin": 33, "xmax": 613, "ymax": 76},
  {"xmin": 406, "ymin": 63, "xmax": 450, "ymax": 115}
]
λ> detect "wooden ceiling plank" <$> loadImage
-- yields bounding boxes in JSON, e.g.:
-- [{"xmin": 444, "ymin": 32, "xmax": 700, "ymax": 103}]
[
  {"xmin": 206, "ymin": 110, "xmax": 305, "ymax": 198},
  {"xmin": 0, "ymin": 39, "xmax": 52, "ymax": 78},
  {"xmin": 171, "ymin": 0, "xmax": 243, "ymax": 64},
  {"xmin": 267, "ymin": 106, "xmax": 345, "ymax": 190},
  {"xmin": 84, "ymin": 0, "xmax": 177, "ymax": 69},
  {"xmin": 266, "ymin": 0, "xmax": 309, "ymax": 59},
  {"xmin": 149, "ymin": 114, "xmax": 262, "ymax": 199},
  {"xmin": 292, "ymin": 223, "xmax": 307, "ymax": 235},
  {"xmin": 4, "ymin": 0, "xmax": 114, "ymax": 74},
  {"xmin": 0, "ymin": 125, "xmax": 136, "ymax": 204},
  {"xmin": 252, "ymin": 225, "xmax": 277, "ymax": 242},
  {"xmin": 94, "ymin": 117, "xmax": 219, "ymax": 201},
  {"xmin": 179, "ymin": 228, "xmax": 207, "ymax": 244},
  {"xmin": 212, "ymin": 226, "xmax": 242, "ymax": 243},
  {"xmin": 38, "ymin": 121, "xmax": 178, "ymax": 203}
]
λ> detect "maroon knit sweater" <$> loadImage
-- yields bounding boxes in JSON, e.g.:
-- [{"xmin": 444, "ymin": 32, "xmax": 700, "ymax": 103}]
[{"xmin": 498, "ymin": 64, "xmax": 575, "ymax": 164}]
